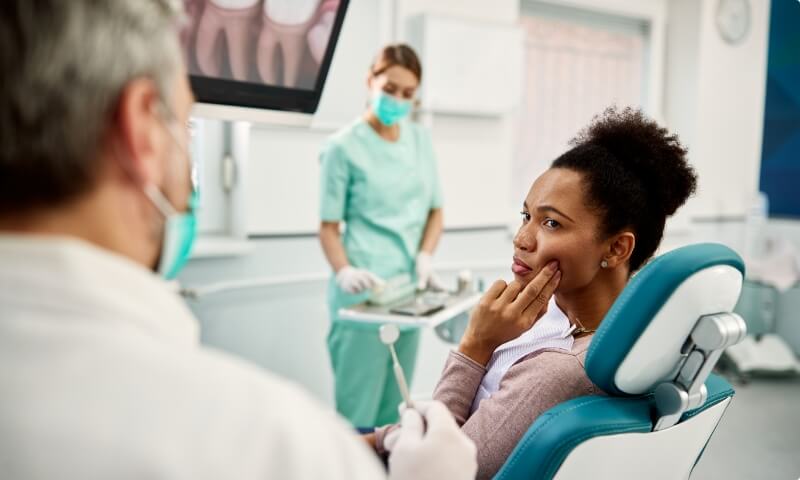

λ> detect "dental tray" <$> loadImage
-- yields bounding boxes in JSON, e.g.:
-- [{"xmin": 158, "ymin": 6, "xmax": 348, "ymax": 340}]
[{"xmin": 339, "ymin": 290, "xmax": 482, "ymax": 327}]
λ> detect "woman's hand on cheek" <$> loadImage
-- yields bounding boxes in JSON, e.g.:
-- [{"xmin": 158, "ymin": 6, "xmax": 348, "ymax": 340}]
[{"xmin": 458, "ymin": 261, "xmax": 561, "ymax": 366}]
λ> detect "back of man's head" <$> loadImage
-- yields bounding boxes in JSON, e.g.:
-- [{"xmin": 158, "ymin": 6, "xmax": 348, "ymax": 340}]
[{"xmin": 0, "ymin": 0, "xmax": 184, "ymax": 216}]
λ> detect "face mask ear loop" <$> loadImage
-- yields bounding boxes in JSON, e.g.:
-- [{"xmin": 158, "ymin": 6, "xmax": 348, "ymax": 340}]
[
  {"xmin": 144, "ymin": 183, "xmax": 178, "ymax": 218},
  {"xmin": 155, "ymin": 102, "xmax": 191, "ymax": 161},
  {"xmin": 150, "ymin": 99, "xmax": 195, "ymax": 214}
]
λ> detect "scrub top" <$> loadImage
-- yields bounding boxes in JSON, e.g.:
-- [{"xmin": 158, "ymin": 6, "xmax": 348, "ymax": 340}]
[{"xmin": 320, "ymin": 118, "xmax": 443, "ymax": 317}]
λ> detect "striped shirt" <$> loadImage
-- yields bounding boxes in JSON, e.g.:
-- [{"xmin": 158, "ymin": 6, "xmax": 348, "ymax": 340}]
[{"xmin": 470, "ymin": 297, "xmax": 574, "ymax": 413}]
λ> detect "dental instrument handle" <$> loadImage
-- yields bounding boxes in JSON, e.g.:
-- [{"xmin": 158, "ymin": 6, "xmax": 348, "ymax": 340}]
[
  {"xmin": 393, "ymin": 362, "xmax": 414, "ymax": 410},
  {"xmin": 389, "ymin": 345, "xmax": 414, "ymax": 409}
]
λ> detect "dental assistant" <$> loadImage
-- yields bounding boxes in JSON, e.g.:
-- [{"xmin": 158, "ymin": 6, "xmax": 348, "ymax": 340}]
[
  {"xmin": 319, "ymin": 44, "xmax": 444, "ymax": 427},
  {"xmin": 0, "ymin": 2, "xmax": 477, "ymax": 479}
]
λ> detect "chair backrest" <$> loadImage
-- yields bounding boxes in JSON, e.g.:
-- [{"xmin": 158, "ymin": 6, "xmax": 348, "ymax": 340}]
[{"xmin": 494, "ymin": 243, "xmax": 747, "ymax": 480}]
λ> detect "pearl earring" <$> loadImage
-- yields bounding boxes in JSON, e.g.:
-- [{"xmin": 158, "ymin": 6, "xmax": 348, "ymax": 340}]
[{"xmin": 600, "ymin": 260, "xmax": 609, "ymax": 268}]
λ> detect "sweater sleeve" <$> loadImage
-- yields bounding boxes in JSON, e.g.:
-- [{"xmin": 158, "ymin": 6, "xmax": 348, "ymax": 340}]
[
  {"xmin": 374, "ymin": 350, "xmax": 486, "ymax": 454},
  {"xmin": 457, "ymin": 351, "xmax": 597, "ymax": 480},
  {"xmin": 431, "ymin": 350, "xmax": 487, "ymax": 425}
]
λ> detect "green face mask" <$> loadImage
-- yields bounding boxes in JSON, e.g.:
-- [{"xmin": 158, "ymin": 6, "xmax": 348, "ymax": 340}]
[
  {"xmin": 144, "ymin": 104, "xmax": 198, "ymax": 281},
  {"xmin": 371, "ymin": 91, "xmax": 412, "ymax": 126},
  {"xmin": 145, "ymin": 185, "xmax": 197, "ymax": 281}
]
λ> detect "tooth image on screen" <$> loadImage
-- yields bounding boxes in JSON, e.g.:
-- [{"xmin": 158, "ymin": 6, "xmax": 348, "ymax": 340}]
[
  {"xmin": 307, "ymin": 0, "xmax": 339, "ymax": 64},
  {"xmin": 195, "ymin": 0, "xmax": 260, "ymax": 81},
  {"xmin": 257, "ymin": 0, "xmax": 321, "ymax": 88},
  {"xmin": 180, "ymin": 0, "xmax": 204, "ymax": 65},
  {"xmin": 184, "ymin": 0, "xmax": 348, "ymax": 114}
]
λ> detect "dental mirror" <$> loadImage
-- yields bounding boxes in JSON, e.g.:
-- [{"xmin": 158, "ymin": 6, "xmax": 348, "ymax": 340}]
[
  {"xmin": 379, "ymin": 324, "xmax": 400, "ymax": 344},
  {"xmin": 379, "ymin": 323, "xmax": 414, "ymax": 409}
]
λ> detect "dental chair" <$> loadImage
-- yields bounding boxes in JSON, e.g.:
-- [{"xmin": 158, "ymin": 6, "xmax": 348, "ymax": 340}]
[{"xmin": 494, "ymin": 243, "xmax": 747, "ymax": 480}]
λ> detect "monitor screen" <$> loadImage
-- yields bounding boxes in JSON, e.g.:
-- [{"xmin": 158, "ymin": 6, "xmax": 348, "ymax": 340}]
[{"xmin": 181, "ymin": 0, "xmax": 349, "ymax": 114}]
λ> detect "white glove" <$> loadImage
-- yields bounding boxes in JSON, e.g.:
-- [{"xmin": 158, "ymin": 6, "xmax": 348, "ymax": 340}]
[
  {"xmin": 335, "ymin": 266, "xmax": 385, "ymax": 294},
  {"xmin": 387, "ymin": 401, "xmax": 478, "ymax": 480},
  {"xmin": 415, "ymin": 252, "xmax": 446, "ymax": 291},
  {"xmin": 382, "ymin": 400, "xmax": 420, "ymax": 453}
]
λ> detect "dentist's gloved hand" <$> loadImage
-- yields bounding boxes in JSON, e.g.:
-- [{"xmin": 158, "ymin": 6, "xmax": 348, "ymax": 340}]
[
  {"xmin": 383, "ymin": 400, "xmax": 427, "ymax": 453},
  {"xmin": 416, "ymin": 252, "xmax": 445, "ymax": 291},
  {"xmin": 387, "ymin": 401, "xmax": 478, "ymax": 480},
  {"xmin": 336, "ymin": 266, "xmax": 385, "ymax": 294}
]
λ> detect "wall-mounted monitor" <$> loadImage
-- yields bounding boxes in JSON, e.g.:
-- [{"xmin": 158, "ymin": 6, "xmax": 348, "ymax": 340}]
[{"xmin": 181, "ymin": 0, "xmax": 349, "ymax": 124}]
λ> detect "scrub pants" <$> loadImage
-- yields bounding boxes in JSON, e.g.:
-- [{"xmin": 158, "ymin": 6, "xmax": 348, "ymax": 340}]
[{"xmin": 327, "ymin": 321, "xmax": 420, "ymax": 427}]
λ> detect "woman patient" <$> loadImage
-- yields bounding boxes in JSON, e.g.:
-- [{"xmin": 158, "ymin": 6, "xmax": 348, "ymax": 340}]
[{"xmin": 367, "ymin": 107, "xmax": 699, "ymax": 479}]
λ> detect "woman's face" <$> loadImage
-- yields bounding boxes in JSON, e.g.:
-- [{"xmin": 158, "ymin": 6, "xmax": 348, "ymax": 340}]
[
  {"xmin": 512, "ymin": 168, "xmax": 609, "ymax": 293},
  {"xmin": 368, "ymin": 65, "xmax": 418, "ymax": 100}
]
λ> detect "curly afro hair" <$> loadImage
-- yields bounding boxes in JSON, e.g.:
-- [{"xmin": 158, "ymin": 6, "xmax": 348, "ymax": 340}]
[{"xmin": 551, "ymin": 107, "xmax": 697, "ymax": 272}]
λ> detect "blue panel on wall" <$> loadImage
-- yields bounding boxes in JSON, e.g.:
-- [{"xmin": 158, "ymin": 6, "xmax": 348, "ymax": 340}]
[{"xmin": 759, "ymin": 1, "xmax": 800, "ymax": 217}]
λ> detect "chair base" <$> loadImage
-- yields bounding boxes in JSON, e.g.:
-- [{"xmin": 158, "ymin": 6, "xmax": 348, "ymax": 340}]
[{"xmin": 552, "ymin": 398, "xmax": 730, "ymax": 480}]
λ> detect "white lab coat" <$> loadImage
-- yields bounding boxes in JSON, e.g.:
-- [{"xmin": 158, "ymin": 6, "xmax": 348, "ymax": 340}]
[{"xmin": 0, "ymin": 235, "xmax": 386, "ymax": 480}]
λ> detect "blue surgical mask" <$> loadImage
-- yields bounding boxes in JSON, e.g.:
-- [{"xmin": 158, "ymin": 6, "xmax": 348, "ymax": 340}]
[
  {"xmin": 143, "ymin": 104, "xmax": 197, "ymax": 280},
  {"xmin": 144, "ymin": 185, "xmax": 197, "ymax": 280},
  {"xmin": 371, "ymin": 91, "xmax": 412, "ymax": 126}
]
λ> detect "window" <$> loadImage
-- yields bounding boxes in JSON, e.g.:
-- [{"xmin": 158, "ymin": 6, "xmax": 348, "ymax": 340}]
[{"xmin": 513, "ymin": 2, "xmax": 648, "ymax": 205}]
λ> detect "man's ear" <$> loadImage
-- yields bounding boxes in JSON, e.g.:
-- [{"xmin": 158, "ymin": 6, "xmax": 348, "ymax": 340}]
[{"xmin": 114, "ymin": 77, "xmax": 163, "ymax": 187}]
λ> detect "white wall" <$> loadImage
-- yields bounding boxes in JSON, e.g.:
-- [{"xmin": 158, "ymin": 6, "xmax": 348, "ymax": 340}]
[
  {"xmin": 245, "ymin": 0, "xmax": 381, "ymax": 235},
  {"xmin": 398, "ymin": 0, "xmax": 522, "ymax": 228},
  {"xmin": 396, "ymin": 0, "xmax": 520, "ymax": 26},
  {"xmin": 664, "ymin": 0, "xmax": 771, "ymax": 219},
  {"xmin": 246, "ymin": 125, "xmax": 328, "ymax": 234}
]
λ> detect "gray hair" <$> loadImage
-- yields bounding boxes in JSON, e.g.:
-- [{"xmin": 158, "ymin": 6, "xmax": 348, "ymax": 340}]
[{"xmin": 0, "ymin": 0, "xmax": 185, "ymax": 214}]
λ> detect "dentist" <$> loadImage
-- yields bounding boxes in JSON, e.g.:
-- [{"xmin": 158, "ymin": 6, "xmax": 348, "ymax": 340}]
[{"xmin": 0, "ymin": 2, "xmax": 475, "ymax": 479}]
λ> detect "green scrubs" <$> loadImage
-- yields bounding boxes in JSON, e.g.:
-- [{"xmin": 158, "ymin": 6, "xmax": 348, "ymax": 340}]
[{"xmin": 320, "ymin": 118, "xmax": 443, "ymax": 427}]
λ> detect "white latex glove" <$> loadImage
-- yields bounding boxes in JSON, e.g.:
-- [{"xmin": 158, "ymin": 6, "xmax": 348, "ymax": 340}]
[
  {"xmin": 416, "ymin": 252, "xmax": 446, "ymax": 291},
  {"xmin": 383, "ymin": 400, "xmax": 421, "ymax": 453},
  {"xmin": 335, "ymin": 266, "xmax": 385, "ymax": 294},
  {"xmin": 387, "ymin": 401, "xmax": 478, "ymax": 480}
]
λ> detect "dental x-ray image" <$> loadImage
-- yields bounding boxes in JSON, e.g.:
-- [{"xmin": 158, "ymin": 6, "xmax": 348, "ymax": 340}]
[{"xmin": 182, "ymin": 0, "xmax": 341, "ymax": 90}]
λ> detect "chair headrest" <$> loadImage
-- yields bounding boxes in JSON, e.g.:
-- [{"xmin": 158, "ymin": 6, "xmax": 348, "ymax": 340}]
[{"xmin": 586, "ymin": 243, "xmax": 745, "ymax": 396}]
